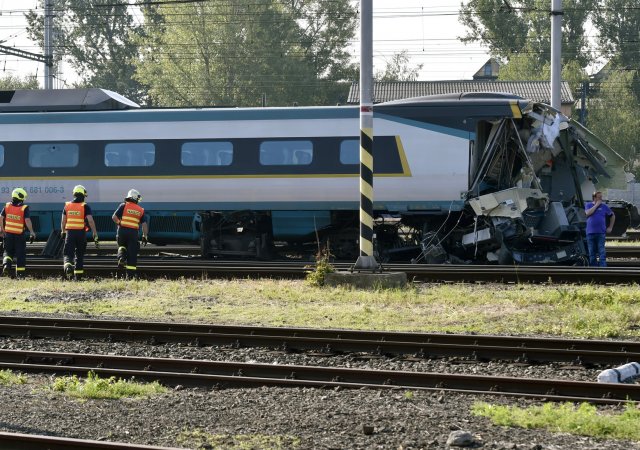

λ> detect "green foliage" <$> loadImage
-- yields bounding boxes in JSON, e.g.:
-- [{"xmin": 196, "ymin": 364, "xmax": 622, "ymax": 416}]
[
  {"xmin": 459, "ymin": 0, "xmax": 594, "ymax": 69},
  {"xmin": 375, "ymin": 50, "xmax": 424, "ymax": 82},
  {"xmin": 0, "ymin": 74, "xmax": 39, "ymax": 90},
  {"xmin": 0, "ymin": 369, "xmax": 27, "ymax": 386},
  {"xmin": 177, "ymin": 429, "xmax": 301, "ymax": 450},
  {"xmin": 135, "ymin": 0, "xmax": 357, "ymax": 107},
  {"xmin": 498, "ymin": 55, "xmax": 587, "ymax": 92},
  {"xmin": 305, "ymin": 247, "xmax": 335, "ymax": 287},
  {"xmin": 48, "ymin": 371, "xmax": 167, "ymax": 399},
  {"xmin": 26, "ymin": 0, "xmax": 145, "ymax": 102},
  {"xmin": 586, "ymin": 69, "xmax": 640, "ymax": 178},
  {"xmin": 473, "ymin": 402, "xmax": 640, "ymax": 441},
  {"xmin": 592, "ymin": 0, "xmax": 640, "ymax": 69}
]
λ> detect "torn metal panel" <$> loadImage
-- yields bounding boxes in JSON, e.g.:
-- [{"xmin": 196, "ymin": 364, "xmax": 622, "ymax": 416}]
[
  {"xmin": 569, "ymin": 119, "xmax": 628, "ymax": 190},
  {"xmin": 468, "ymin": 188, "xmax": 548, "ymax": 219}
]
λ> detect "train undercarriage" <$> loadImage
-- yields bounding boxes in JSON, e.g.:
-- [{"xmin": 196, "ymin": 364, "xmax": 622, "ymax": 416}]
[{"xmin": 198, "ymin": 197, "xmax": 639, "ymax": 265}]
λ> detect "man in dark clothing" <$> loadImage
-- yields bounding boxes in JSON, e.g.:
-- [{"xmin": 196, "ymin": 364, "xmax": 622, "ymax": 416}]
[
  {"xmin": 0, "ymin": 188, "xmax": 36, "ymax": 278},
  {"xmin": 61, "ymin": 185, "xmax": 99, "ymax": 280},
  {"xmin": 585, "ymin": 191, "xmax": 615, "ymax": 267},
  {"xmin": 112, "ymin": 189, "xmax": 149, "ymax": 279}
]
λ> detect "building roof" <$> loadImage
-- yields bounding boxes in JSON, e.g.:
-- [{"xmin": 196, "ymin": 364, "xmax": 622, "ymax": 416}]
[{"xmin": 347, "ymin": 80, "xmax": 575, "ymax": 105}]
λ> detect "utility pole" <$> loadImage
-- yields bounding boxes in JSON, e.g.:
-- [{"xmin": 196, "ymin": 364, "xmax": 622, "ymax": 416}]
[
  {"xmin": 550, "ymin": 0, "xmax": 562, "ymax": 110},
  {"xmin": 353, "ymin": 0, "xmax": 378, "ymax": 271},
  {"xmin": 44, "ymin": 0, "xmax": 54, "ymax": 89}
]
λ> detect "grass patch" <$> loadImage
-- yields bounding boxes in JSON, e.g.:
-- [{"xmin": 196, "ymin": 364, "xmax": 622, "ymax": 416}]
[
  {"xmin": 2, "ymin": 278, "xmax": 640, "ymax": 338},
  {"xmin": 177, "ymin": 429, "xmax": 301, "ymax": 449},
  {"xmin": 0, "ymin": 369, "xmax": 27, "ymax": 386},
  {"xmin": 47, "ymin": 371, "xmax": 167, "ymax": 399},
  {"xmin": 472, "ymin": 402, "xmax": 640, "ymax": 441}
]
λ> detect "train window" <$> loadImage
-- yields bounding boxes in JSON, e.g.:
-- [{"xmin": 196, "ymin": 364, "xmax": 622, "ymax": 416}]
[
  {"xmin": 29, "ymin": 143, "xmax": 79, "ymax": 168},
  {"xmin": 105, "ymin": 143, "xmax": 155, "ymax": 167},
  {"xmin": 181, "ymin": 142, "xmax": 233, "ymax": 166},
  {"xmin": 339, "ymin": 139, "xmax": 359, "ymax": 165},
  {"xmin": 260, "ymin": 140, "xmax": 313, "ymax": 166},
  {"xmin": 0, "ymin": 145, "xmax": 4, "ymax": 167}
]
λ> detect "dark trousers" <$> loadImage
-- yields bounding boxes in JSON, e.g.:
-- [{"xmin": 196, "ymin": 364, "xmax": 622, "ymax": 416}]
[
  {"xmin": 63, "ymin": 230, "xmax": 87, "ymax": 275},
  {"xmin": 3, "ymin": 233, "xmax": 26, "ymax": 274},
  {"xmin": 586, "ymin": 233, "xmax": 607, "ymax": 267},
  {"xmin": 117, "ymin": 227, "xmax": 140, "ymax": 274}
]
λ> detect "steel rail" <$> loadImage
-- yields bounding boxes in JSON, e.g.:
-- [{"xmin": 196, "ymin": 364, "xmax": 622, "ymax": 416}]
[
  {"xmin": 606, "ymin": 246, "xmax": 640, "ymax": 258},
  {"xmin": 0, "ymin": 432, "xmax": 184, "ymax": 450},
  {"xmin": 14, "ymin": 257, "xmax": 640, "ymax": 283},
  {"xmin": 1, "ymin": 349, "xmax": 638, "ymax": 404},
  {"xmin": 2, "ymin": 316, "xmax": 639, "ymax": 366}
]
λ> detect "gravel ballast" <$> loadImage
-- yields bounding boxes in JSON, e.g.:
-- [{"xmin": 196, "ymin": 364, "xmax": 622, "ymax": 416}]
[{"xmin": 1, "ymin": 334, "xmax": 640, "ymax": 449}]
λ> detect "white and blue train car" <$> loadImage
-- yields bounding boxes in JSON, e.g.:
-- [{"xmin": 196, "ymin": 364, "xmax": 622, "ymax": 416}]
[{"xmin": 0, "ymin": 89, "xmax": 630, "ymax": 263}]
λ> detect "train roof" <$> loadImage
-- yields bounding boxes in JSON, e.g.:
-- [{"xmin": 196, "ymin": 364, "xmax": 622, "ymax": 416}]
[
  {"xmin": 0, "ymin": 88, "xmax": 139, "ymax": 112},
  {"xmin": 377, "ymin": 92, "xmax": 531, "ymax": 109}
]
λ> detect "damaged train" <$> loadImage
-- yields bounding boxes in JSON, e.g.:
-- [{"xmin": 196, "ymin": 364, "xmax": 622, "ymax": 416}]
[
  {"xmin": 0, "ymin": 89, "xmax": 634, "ymax": 264},
  {"xmin": 377, "ymin": 94, "xmax": 636, "ymax": 264}
]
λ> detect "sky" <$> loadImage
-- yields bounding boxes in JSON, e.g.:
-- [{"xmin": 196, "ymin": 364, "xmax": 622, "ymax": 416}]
[{"xmin": 0, "ymin": 0, "xmax": 491, "ymax": 89}]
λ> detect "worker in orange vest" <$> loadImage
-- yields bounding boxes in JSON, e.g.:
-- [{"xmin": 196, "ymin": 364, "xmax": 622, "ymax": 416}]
[
  {"xmin": 112, "ymin": 189, "xmax": 148, "ymax": 279},
  {"xmin": 0, "ymin": 188, "xmax": 36, "ymax": 278},
  {"xmin": 61, "ymin": 185, "xmax": 99, "ymax": 280}
]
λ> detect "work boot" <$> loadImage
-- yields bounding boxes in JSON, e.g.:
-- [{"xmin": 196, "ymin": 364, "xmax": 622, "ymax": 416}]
[
  {"xmin": 117, "ymin": 257, "xmax": 126, "ymax": 269},
  {"xmin": 64, "ymin": 264, "xmax": 74, "ymax": 279},
  {"xmin": 1, "ymin": 264, "xmax": 9, "ymax": 277}
]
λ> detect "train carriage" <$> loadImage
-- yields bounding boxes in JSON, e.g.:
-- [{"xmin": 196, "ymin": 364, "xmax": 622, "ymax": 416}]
[{"xmin": 0, "ymin": 88, "xmax": 632, "ymax": 264}]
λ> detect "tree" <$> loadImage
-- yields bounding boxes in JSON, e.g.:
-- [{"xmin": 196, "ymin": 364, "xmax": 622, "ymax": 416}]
[
  {"xmin": 587, "ymin": 70, "xmax": 640, "ymax": 178},
  {"xmin": 134, "ymin": 0, "xmax": 357, "ymax": 107},
  {"xmin": 459, "ymin": 0, "xmax": 595, "ymax": 69},
  {"xmin": 0, "ymin": 74, "xmax": 39, "ymax": 90},
  {"xmin": 498, "ymin": 53, "xmax": 587, "ymax": 92},
  {"xmin": 592, "ymin": 0, "xmax": 640, "ymax": 70},
  {"xmin": 26, "ymin": 0, "xmax": 145, "ymax": 102},
  {"xmin": 375, "ymin": 50, "xmax": 424, "ymax": 82}
]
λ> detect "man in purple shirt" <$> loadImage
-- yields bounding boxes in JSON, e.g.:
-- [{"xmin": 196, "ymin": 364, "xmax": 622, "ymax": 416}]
[{"xmin": 584, "ymin": 191, "xmax": 615, "ymax": 267}]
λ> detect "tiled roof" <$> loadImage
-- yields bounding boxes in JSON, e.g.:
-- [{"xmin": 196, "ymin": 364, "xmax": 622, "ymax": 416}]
[{"xmin": 347, "ymin": 80, "xmax": 575, "ymax": 105}]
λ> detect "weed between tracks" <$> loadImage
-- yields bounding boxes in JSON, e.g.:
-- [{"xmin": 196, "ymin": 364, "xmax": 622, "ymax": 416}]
[
  {"xmin": 0, "ymin": 279, "xmax": 640, "ymax": 338},
  {"xmin": 0, "ymin": 369, "xmax": 26, "ymax": 386},
  {"xmin": 177, "ymin": 429, "xmax": 301, "ymax": 450},
  {"xmin": 46, "ymin": 371, "xmax": 167, "ymax": 399},
  {"xmin": 473, "ymin": 402, "xmax": 640, "ymax": 441}
]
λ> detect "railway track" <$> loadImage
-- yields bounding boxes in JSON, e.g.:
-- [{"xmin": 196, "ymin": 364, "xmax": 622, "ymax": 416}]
[
  {"xmin": 13, "ymin": 256, "xmax": 640, "ymax": 283},
  {"xmin": 3, "ymin": 316, "xmax": 639, "ymax": 366},
  {"xmin": 26, "ymin": 241, "xmax": 640, "ymax": 259},
  {"xmin": 0, "ymin": 432, "xmax": 183, "ymax": 450},
  {"xmin": 2, "ymin": 348, "xmax": 638, "ymax": 405}
]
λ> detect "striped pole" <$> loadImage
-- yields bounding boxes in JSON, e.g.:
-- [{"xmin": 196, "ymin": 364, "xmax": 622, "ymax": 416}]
[{"xmin": 353, "ymin": 0, "xmax": 378, "ymax": 271}]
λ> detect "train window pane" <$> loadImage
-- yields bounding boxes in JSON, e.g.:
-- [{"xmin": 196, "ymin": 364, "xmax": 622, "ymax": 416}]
[
  {"xmin": 0, "ymin": 145, "xmax": 4, "ymax": 167},
  {"xmin": 260, "ymin": 140, "xmax": 313, "ymax": 166},
  {"xmin": 181, "ymin": 142, "xmax": 233, "ymax": 166},
  {"xmin": 29, "ymin": 143, "xmax": 79, "ymax": 168},
  {"xmin": 105, "ymin": 143, "xmax": 155, "ymax": 167},
  {"xmin": 340, "ymin": 140, "xmax": 359, "ymax": 165}
]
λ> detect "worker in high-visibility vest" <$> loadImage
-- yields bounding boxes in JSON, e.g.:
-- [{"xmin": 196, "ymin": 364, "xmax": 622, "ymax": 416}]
[
  {"xmin": 61, "ymin": 185, "xmax": 99, "ymax": 280},
  {"xmin": 0, "ymin": 188, "xmax": 36, "ymax": 278},
  {"xmin": 112, "ymin": 189, "xmax": 149, "ymax": 279}
]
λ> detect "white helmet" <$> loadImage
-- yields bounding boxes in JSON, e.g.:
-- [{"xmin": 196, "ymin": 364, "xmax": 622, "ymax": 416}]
[{"xmin": 126, "ymin": 189, "xmax": 142, "ymax": 202}]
